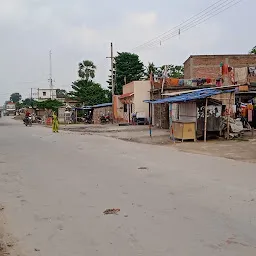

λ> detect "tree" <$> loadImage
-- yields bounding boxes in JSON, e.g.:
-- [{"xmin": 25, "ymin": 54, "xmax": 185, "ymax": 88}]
[
  {"xmin": 36, "ymin": 99, "xmax": 63, "ymax": 112},
  {"xmin": 156, "ymin": 65, "xmax": 184, "ymax": 78},
  {"xmin": 22, "ymin": 98, "xmax": 36, "ymax": 108},
  {"xmin": 108, "ymin": 52, "xmax": 144, "ymax": 95},
  {"xmin": 10, "ymin": 93, "xmax": 22, "ymax": 103},
  {"xmin": 145, "ymin": 62, "xmax": 157, "ymax": 79},
  {"xmin": 249, "ymin": 46, "xmax": 256, "ymax": 54},
  {"xmin": 78, "ymin": 60, "xmax": 96, "ymax": 80},
  {"xmin": 71, "ymin": 80, "xmax": 110, "ymax": 106},
  {"xmin": 56, "ymin": 89, "xmax": 67, "ymax": 98}
]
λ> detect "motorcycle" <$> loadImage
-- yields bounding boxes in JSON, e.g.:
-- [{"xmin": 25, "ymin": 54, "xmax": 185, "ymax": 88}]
[
  {"xmin": 100, "ymin": 114, "xmax": 110, "ymax": 124},
  {"xmin": 24, "ymin": 116, "xmax": 32, "ymax": 127},
  {"xmin": 84, "ymin": 114, "xmax": 93, "ymax": 124}
]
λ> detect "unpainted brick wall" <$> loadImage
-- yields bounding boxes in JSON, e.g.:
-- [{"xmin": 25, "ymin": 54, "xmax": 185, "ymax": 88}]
[
  {"xmin": 184, "ymin": 55, "xmax": 256, "ymax": 83},
  {"xmin": 93, "ymin": 106, "xmax": 112, "ymax": 124},
  {"xmin": 152, "ymin": 92, "xmax": 169, "ymax": 129}
]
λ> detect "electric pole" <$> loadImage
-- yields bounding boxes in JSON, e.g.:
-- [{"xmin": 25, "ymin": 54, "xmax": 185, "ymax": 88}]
[
  {"xmin": 49, "ymin": 50, "xmax": 53, "ymax": 99},
  {"xmin": 106, "ymin": 42, "xmax": 114, "ymax": 96},
  {"xmin": 111, "ymin": 42, "xmax": 114, "ymax": 96},
  {"xmin": 106, "ymin": 42, "xmax": 115, "ymax": 122}
]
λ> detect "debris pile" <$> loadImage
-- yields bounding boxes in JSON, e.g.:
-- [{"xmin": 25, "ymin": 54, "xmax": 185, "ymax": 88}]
[
  {"xmin": 220, "ymin": 117, "xmax": 244, "ymax": 139},
  {"xmin": 103, "ymin": 209, "xmax": 120, "ymax": 215}
]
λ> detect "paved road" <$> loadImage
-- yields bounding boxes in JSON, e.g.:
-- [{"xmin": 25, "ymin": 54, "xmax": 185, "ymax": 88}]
[{"xmin": 0, "ymin": 117, "xmax": 256, "ymax": 256}]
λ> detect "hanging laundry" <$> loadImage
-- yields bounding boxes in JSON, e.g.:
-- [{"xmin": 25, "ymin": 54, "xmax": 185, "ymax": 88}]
[
  {"xmin": 216, "ymin": 78, "xmax": 222, "ymax": 87},
  {"xmin": 170, "ymin": 78, "xmax": 179, "ymax": 86},
  {"xmin": 206, "ymin": 78, "xmax": 212, "ymax": 84},
  {"xmin": 228, "ymin": 67, "xmax": 235, "ymax": 84},
  {"xmin": 234, "ymin": 67, "xmax": 248, "ymax": 84},
  {"xmin": 194, "ymin": 78, "xmax": 206, "ymax": 86},
  {"xmin": 248, "ymin": 109, "xmax": 253, "ymax": 122},
  {"xmin": 191, "ymin": 79, "xmax": 197, "ymax": 87},
  {"xmin": 248, "ymin": 67, "xmax": 256, "ymax": 77},
  {"xmin": 222, "ymin": 64, "xmax": 229, "ymax": 75},
  {"xmin": 184, "ymin": 79, "xmax": 193, "ymax": 86},
  {"xmin": 178, "ymin": 79, "xmax": 184, "ymax": 86},
  {"xmin": 165, "ymin": 78, "xmax": 171, "ymax": 86}
]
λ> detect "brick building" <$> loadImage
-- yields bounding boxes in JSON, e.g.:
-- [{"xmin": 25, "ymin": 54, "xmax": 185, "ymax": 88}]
[{"xmin": 184, "ymin": 54, "xmax": 256, "ymax": 83}]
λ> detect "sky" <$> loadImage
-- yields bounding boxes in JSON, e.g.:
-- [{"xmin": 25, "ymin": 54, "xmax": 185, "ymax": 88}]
[{"xmin": 0, "ymin": 0, "xmax": 254, "ymax": 104}]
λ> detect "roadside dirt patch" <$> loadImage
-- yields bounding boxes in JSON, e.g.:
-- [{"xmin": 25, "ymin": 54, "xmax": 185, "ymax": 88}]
[
  {"xmin": 58, "ymin": 124, "xmax": 256, "ymax": 163},
  {"xmin": 175, "ymin": 137, "xmax": 256, "ymax": 163},
  {"xmin": 0, "ymin": 206, "xmax": 18, "ymax": 256}
]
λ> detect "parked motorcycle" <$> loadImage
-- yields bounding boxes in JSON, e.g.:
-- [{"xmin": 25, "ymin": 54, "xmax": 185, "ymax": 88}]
[
  {"xmin": 100, "ymin": 114, "xmax": 110, "ymax": 124},
  {"xmin": 84, "ymin": 113, "xmax": 93, "ymax": 124},
  {"xmin": 24, "ymin": 116, "xmax": 32, "ymax": 127}
]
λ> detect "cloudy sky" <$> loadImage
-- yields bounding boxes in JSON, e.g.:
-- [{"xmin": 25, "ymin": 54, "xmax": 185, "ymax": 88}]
[{"xmin": 0, "ymin": 0, "xmax": 254, "ymax": 104}]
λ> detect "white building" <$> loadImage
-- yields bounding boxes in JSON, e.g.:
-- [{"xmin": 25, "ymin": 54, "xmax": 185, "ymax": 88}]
[
  {"xmin": 115, "ymin": 81, "xmax": 151, "ymax": 123},
  {"xmin": 37, "ymin": 89, "xmax": 57, "ymax": 101}
]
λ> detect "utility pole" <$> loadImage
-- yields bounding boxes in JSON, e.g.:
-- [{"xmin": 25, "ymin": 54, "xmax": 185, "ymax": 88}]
[
  {"xmin": 111, "ymin": 42, "xmax": 114, "ymax": 96},
  {"xmin": 106, "ymin": 43, "xmax": 114, "ymax": 95},
  {"xmin": 49, "ymin": 50, "xmax": 53, "ymax": 99},
  {"xmin": 106, "ymin": 42, "xmax": 115, "ymax": 121}
]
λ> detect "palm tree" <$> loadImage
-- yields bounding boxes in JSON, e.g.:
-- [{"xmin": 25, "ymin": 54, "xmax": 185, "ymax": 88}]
[
  {"xmin": 78, "ymin": 60, "xmax": 96, "ymax": 80},
  {"xmin": 145, "ymin": 62, "xmax": 156, "ymax": 79}
]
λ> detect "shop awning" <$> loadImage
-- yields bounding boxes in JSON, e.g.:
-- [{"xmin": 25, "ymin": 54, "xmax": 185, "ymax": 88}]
[
  {"xmin": 144, "ymin": 88, "xmax": 235, "ymax": 104},
  {"xmin": 119, "ymin": 92, "xmax": 134, "ymax": 99}
]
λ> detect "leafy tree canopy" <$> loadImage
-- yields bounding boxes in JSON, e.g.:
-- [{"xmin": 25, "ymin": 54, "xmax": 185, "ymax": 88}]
[
  {"xmin": 22, "ymin": 98, "xmax": 36, "ymax": 108},
  {"xmin": 10, "ymin": 92, "xmax": 22, "ymax": 103},
  {"xmin": 70, "ymin": 59, "xmax": 111, "ymax": 106},
  {"xmin": 36, "ymin": 99, "xmax": 63, "ymax": 112},
  {"xmin": 108, "ymin": 52, "xmax": 144, "ymax": 95},
  {"xmin": 250, "ymin": 46, "xmax": 256, "ymax": 54},
  {"xmin": 145, "ymin": 62, "xmax": 157, "ymax": 79},
  {"xmin": 71, "ymin": 80, "xmax": 111, "ymax": 106},
  {"xmin": 145, "ymin": 63, "xmax": 184, "ymax": 79},
  {"xmin": 155, "ymin": 65, "xmax": 184, "ymax": 78}
]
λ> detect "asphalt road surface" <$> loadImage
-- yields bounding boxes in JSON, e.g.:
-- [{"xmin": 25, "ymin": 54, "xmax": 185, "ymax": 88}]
[{"xmin": 0, "ymin": 117, "xmax": 256, "ymax": 256}]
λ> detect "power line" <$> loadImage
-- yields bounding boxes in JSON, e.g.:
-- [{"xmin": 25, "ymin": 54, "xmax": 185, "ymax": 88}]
[
  {"xmin": 133, "ymin": 0, "xmax": 242, "ymax": 51},
  {"xmin": 133, "ymin": 0, "xmax": 240, "ymax": 50},
  {"xmin": 133, "ymin": 0, "xmax": 225, "ymax": 50},
  {"xmin": 148, "ymin": 0, "xmax": 242, "ymax": 49},
  {"xmin": 149, "ymin": 0, "xmax": 237, "ymax": 46}
]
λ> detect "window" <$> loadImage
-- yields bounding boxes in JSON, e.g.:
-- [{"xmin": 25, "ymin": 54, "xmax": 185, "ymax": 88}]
[{"xmin": 43, "ymin": 91, "xmax": 46, "ymax": 96}]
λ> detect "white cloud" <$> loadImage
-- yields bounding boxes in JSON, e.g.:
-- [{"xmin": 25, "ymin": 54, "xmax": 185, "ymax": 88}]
[
  {"xmin": 0, "ymin": 0, "xmax": 27, "ymax": 23},
  {"xmin": 126, "ymin": 12, "xmax": 157, "ymax": 27}
]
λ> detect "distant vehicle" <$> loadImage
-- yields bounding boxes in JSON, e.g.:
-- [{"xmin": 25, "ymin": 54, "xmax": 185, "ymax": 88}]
[{"xmin": 4, "ymin": 102, "xmax": 16, "ymax": 116}]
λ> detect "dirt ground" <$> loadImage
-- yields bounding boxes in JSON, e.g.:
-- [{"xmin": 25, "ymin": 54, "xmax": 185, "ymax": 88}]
[
  {"xmin": 0, "ymin": 206, "xmax": 15, "ymax": 256},
  {"xmin": 60, "ymin": 124, "xmax": 256, "ymax": 163}
]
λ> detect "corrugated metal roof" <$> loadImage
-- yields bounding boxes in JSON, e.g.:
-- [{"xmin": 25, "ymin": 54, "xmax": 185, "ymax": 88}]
[
  {"xmin": 92, "ymin": 103, "xmax": 112, "ymax": 108},
  {"xmin": 145, "ymin": 89, "xmax": 235, "ymax": 104}
]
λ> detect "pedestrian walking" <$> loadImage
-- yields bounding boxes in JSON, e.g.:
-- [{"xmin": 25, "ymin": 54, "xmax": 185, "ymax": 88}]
[{"xmin": 52, "ymin": 111, "xmax": 59, "ymax": 133}]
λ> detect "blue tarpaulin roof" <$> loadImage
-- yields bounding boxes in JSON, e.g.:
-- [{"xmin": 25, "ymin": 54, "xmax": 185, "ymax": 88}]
[{"xmin": 144, "ymin": 89, "xmax": 235, "ymax": 104}]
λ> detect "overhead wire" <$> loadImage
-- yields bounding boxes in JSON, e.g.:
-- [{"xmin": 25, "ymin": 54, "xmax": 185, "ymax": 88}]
[
  {"xmin": 146, "ymin": 0, "xmax": 238, "ymax": 47},
  {"xmin": 146, "ymin": 0, "xmax": 242, "ymax": 49},
  {"xmin": 133, "ymin": 0, "xmax": 242, "ymax": 51},
  {"xmin": 133, "ymin": 0, "xmax": 225, "ymax": 50},
  {"xmin": 133, "ymin": 0, "xmax": 240, "ymax": 50}
]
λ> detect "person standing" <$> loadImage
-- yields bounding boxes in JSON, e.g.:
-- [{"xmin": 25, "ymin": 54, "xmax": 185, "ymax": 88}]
[{"xmin": 52, "ymin": 112, "xmax": 59, "ymax": 133}]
